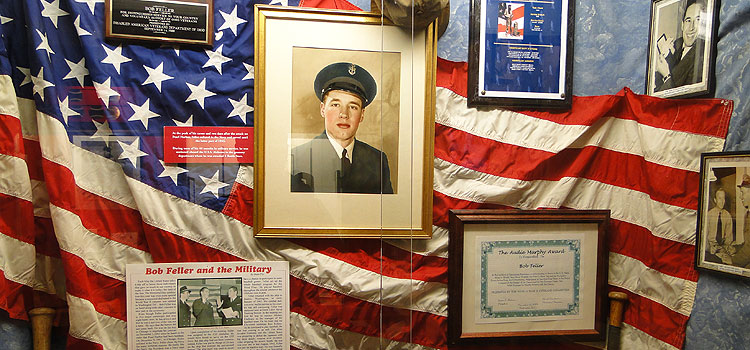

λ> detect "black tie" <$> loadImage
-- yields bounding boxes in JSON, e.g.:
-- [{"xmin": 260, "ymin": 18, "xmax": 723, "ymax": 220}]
[
  {"xmin": 716, "ymin": 214, "xmax": 723, "ymax": 245},
  {"xmin": 341, "ymin": 149, "xmax": 351, "ymax": 176}
]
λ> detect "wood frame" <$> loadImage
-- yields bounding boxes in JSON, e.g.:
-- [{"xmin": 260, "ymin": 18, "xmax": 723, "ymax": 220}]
[
  {"xmin": 695, "ymin": 151, "xmax": 750, "ymax": 278},
  {"xmin": 645, "ymin": 0, "xmax": 718, "ymax": 98},
  {"xmin": 448, "ymin": 209, "xmax": 610, "ymax": 345},
  {"xmin": 253, "ymin": 6, "xmax": 436, "ymax": 238},
  {"xmin": 467, "ymin": 0, "xmax": 574, "ymax": 108}
]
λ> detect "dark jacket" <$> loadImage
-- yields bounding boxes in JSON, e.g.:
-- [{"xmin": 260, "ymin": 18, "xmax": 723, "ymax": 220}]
[
  {"xmin": 192, "ymin": 298, "xmax": 215, "ymax": 326},
  {"xmin": 178, "ymin": 300, "xmax": 191, "ymax": 327},
  {"xmin": 291, "ymin": 132, "xmax": 394, "ymax": 194},
  {"xmin": 218, "ymin": 295, "xmax": 242, "ymax": 325},
  {"xmin": 655, "ymin": 37, "xmax": 704, "ymax": 92}
]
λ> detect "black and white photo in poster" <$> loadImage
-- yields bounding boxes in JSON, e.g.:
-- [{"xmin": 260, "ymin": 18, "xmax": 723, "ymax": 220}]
[{"xmin": 177, "ymin": 277, "xmax": 242, "ymax": 328}]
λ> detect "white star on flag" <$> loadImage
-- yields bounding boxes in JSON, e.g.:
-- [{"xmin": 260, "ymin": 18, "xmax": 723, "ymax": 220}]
[
  {"xmin": 227, "ymin": 93, "xmax": 253, "ymax": 123},
  {"xmin": 185, "ymin": 78, "xmax": 216, "ymax": 108},
  {"xmin": 127, "ymin": 99, "xmax": 160, "ymax": 129},
  {"xmin": 40, "ymin": 0, "xmax": 69, "ymax": 28},
  {"xmin": 63, "ymin": 57, "xmax": 88, "ymax": 86},
  {"xmin": 243, "ymin": 63, "xmax": 254, "ymax": 80},
  {"xmin": 35, "ymin": 29, "xmax": 55, "ymax": 59},
  {"xmin": 58, "ymin": 96, "xmax": 79, "ymax": 125},
  {"xmin": 116, "ymin": 138, "xmax": 148, "ymax": 167},
  {"xmin": 0, "ymin": 16, "xmax": 12, "ymax": 24},
  {"xmin": 158, "ymin": 160, "xmax": 188, "ymax": 186},
  {"xmin": 91, "ymin": 119, "xmax": 113, "ymax": 142},
  {"xmin": 142, "ymin": 62, "xmax": 173, "ymax": 92},
  {"xmin": 203, "ymin": 44, "xmax": 231, "ymax": 74},
  {"xmin": 102, "ymin": 44, "xmax": 132, "ymax": 74},
  {"xmin": 73, "ymin": 16, "xmax": 92, "ymax": 37},
  {"xmin": 269, "ymin": 0, "xmax": 289, "ymax": 6},
  {"xmin": 17, "ymin": 67, "xmax": 31, "ymax": 86},
  {"xmin": 218, "ymin": 5, "xmax": 247, "ymax": 36},
  {"xmin": 74, "ymin": 0, "xmax": 102, "ymax": 14},
  {"xmin": 31, "ymin": 67, "xmax": 54, "ymax": 102},
  {"xmin": 173, "ymin": 115, "xmax": 193, "ymax": 127},
  {"xmin": 199, "ymin": 170, "xmax": 230, "ymax": 198},
  {"xmin": 93, "ymin": 77, "xmax": 120, "ymax": 108}
]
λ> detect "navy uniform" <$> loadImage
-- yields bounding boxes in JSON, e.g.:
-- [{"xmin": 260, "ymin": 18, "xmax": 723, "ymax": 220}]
[
  {"xmin": 291, "ymin": 62, "xmax": 394, "ymax": 194},
  {"xmin": 218, "ymin": 294, "xmax": 242, "ymax": 325},
  {"xmin": 178, "ymin": 286, "xmax": 191, "ymax": 327}
]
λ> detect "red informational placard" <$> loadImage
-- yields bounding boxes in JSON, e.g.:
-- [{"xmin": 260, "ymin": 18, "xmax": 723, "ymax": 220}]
[{"xmin": 163, "ymin": 126, "xmax": 253, "ymax": 163}]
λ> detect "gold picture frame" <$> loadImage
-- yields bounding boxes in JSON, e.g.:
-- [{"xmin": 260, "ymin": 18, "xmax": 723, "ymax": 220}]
[{"xmin": 253, "ymin": 6, "xmax": 436, "ymax": 238}]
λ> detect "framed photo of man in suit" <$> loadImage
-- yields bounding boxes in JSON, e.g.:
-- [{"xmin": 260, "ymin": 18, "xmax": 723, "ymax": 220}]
[
  {"xmin": 646, "ymin": 0, "xmax": 718, "ymax": 98},
  {"xmin": 253, "ymin": 6, "xmax": 436, "ymax": 238},
  {"xmin": 289, "ymin": 50, "xmax": 401, "ymax": 195},
  {"xmin": 696, "ymin": 152, "xmax": 750, "ymax": 279}
]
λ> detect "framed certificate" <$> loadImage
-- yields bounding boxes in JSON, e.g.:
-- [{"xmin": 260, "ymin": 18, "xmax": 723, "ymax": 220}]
[
  {"xmin": 447, "ymin": 209, "xmax": 609, "ymax": 345},
  {"xmin": 696, "ymin": 151, "xmax": 750, "ymax": 278},
  {"xmin": 467, "ymin": 0, "xmax": 574, "ymax": 108},
  {"xmin": 253, "ymin": 6, "xmax": 436, "ymax": 238}
]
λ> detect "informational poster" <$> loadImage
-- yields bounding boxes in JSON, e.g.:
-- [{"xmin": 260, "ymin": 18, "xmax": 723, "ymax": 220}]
[
  {"xmin": 126, "ymin": 261, "xmax": 290, "ymax": 350},
  {"xmin": 163, "ymin": 126, "xmax": 253, "ymax": 163},
  {"xmin": 469, "ymin": 0, "xmax": 572, "ymax": 107},
  {"xmin": 476, "ymin": 233, "xmax": 583, "ymax": 323}
]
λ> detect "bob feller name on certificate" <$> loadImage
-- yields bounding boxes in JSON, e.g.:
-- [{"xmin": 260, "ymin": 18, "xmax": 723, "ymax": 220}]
[{"xmin": 477, "ymin": 233, "xmax": 584, "ymax": 323}]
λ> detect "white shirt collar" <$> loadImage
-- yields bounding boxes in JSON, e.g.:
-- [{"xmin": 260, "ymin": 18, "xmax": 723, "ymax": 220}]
[{"xmin": 325, "ymin": 132, "xmax": 354, "ymax": 161}]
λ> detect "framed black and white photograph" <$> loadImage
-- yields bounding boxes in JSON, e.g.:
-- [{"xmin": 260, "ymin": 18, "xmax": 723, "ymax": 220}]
[
  {"xmin": 253, "ymin": 6, "xmax": 436, "ymax": 238},
  {"xmin": 646, "ymin": 0, "xmax": 718, "ymax": 98},
  {"xmin": 467, "ymin": 0, "xmax": 574, "ymax": 108},
  {"xmin": 447, "ymin": 209, "xmax": 610, "ymax": 345},
  {"xmin": 696, "ymin": 151, "xmax": 750, "ymax": 278}
]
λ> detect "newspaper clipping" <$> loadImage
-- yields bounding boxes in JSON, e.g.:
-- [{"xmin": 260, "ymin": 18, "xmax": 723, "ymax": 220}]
[{"xmin": 126, "ymin": 261, "xmax": 290, "ymax": 350}]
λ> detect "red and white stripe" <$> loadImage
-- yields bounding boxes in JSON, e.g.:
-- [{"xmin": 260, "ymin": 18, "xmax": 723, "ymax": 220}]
[
  {"xmin": 0, "ymin": 73, "xmax": 67, "ymax": 322},
  {"xmin": 433, "ymin": 58, "xmax": 731, "ymax": 349},
  {"xmin": 8, "ymin": 93, "xmax": 448, "ymax": 348},
  {"xmin": 0, "ymin": 47, "xmax": 734, "ymax": 350}
]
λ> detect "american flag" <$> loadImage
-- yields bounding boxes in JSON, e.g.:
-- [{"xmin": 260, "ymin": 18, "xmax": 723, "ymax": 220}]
[{"xmin": 0, "ymin": 0, "xmax": 734, "ymax": 350}]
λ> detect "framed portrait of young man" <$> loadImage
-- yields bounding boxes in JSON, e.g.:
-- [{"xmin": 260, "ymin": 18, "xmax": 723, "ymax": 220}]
[
  {"xmin": 646, "ymin": 0, "xmax": 718, "ymax": 98},
  {"xmin": 696, "ymin": 152, "xmax": 750, "ymax": 279},
  {"xmin": 253, "ymin": 6, "xmax": 436, "ymax": 238}
]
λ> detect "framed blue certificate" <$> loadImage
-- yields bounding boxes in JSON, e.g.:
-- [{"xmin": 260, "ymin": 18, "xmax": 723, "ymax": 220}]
[
  {"xmin": 467, "ymin": 0, "xmax": 574, "ymax": 108},
  {"xmin": 447, "ymin": 209, "xmax": 609, "ymax": 345}
]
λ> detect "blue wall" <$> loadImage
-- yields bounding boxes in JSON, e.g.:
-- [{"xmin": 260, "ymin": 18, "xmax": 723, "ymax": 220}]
[
  {"xmin": 436, "ymin": 0, "xmax": 750, "ymax": 348},
  {"xmin": 438, "ymin": 0, "xmax": 750, "ymax": 347}
]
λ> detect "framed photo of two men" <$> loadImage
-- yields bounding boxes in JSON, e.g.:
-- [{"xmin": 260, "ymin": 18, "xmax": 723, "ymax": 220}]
[
  {"xmin": 696, "ymin": 152, "xmax": 750, "ymax": 279},
  {"xmin": 646, "ymin": 0, "xmax": 719, "ymax": 98},
  {"xmin": 253, "ymin": 6, "xmax": 437, "ymax": 238}
]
